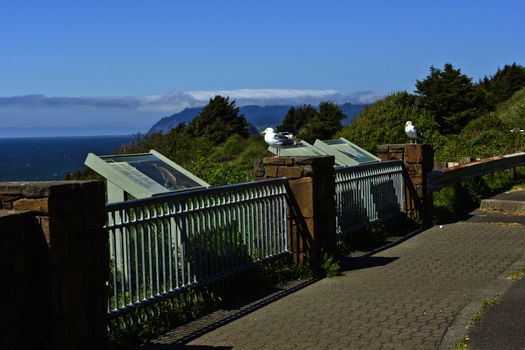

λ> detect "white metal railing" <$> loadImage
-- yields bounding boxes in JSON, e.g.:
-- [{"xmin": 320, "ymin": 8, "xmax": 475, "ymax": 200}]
[
  {"xmin": 335, "ymin": 160, "xmax": 404, "ymax": 235},
  {"xmin": 105, "ymin": 178, "xmax": 289, "ymax": 318}
]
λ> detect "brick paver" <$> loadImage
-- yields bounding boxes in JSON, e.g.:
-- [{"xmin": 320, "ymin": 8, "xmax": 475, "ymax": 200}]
[{"xmin": 150, "ymin": 221, "xmax": 525, "ymax": 349}]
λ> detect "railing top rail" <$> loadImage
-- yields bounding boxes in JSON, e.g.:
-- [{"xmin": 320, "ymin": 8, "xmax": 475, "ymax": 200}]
[
  {"xmin": 106, "ymin": 177, "xmax": 288, "ymax": 210},
  {"xmin": 427, "ymin": 152, "xmax": 525, "ymax": 192},
  {"xmin": 335, "ymin": 159, "xmax": 403, "ymax": 172}
]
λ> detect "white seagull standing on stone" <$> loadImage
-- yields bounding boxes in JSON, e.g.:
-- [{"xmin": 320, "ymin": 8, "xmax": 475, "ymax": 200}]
[
  {"xmin": 261, "ymin": 127, "xmax": 295, "ymax": 156},
  {"xmin": 405, "ymin": 121, "xmax": 423, "ymax": 144}
]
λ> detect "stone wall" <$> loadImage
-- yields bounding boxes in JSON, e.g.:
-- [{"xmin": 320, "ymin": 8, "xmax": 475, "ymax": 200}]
[
  {"xmin": 258, "ymin": 156, "xmax": 337, "ymax": 263},
  {"xmin": 0, "ymin": 181, "xmax": 108, "ymax": 350},
  {"xmin": 377, "ymin": 144, "xmax": 434, "ymax": 227}
]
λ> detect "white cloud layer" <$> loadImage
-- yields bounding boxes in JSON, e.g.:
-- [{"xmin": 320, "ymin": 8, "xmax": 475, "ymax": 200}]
[
  {"xmin": 0, "ymin": 89, "xmax": 382, "ymax": 114},
  {"xmin": 0, "ymin": 89, "xmax": 383, "ymax": 136}
]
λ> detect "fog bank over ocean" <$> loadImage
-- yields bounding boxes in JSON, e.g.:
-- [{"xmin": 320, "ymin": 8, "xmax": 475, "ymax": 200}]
[{"xmin": 0, "ymin": 89, "xmax": 382, "ymax": 137}]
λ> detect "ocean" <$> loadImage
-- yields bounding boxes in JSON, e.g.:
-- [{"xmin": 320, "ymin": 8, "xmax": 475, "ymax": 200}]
[{"xmin": 0, "ymin": 135, "xmax": 133, "ymax": 181}]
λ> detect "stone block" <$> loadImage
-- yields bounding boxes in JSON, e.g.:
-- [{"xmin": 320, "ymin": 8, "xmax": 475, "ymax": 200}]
[
  {"xmin": 13, "ymin": 197, "xmax": 56, "ymax": 214},
  {"xmin": 0, "ymin": 194, "xmax": 21, "ymax": 209},
  {"xmin": 60, "ymin": 267, "xmax": 85, "ymax": 313},
  {"xmin": 405, "ymin": 164, "xmax": 423, "ymax": 177},
  {"xmin": 81, "ymin": 184, "xmax": 105, "ymax": 230},
  {"xmin": 376, "ymin": 144, "xmax": 389, "ymax": 154},
  {"xmin": 0, "ymin": 181, "xmax": 78, "ymax": 198},
  {"xmin": 284, "ymin": 158, "xmax": 295, "ymax": 165},
  {"xmin": 263, "ymin": 157, "xmax": 287, "ymax": 166},
  {"xmin": 252, "ymin": 160, "xmax": 265, "ymax": 178},
  {"xmin": 69, "ymin": 239, "xmax": 91, "ymax": 267},
  {"xmin": 37, "ymin": 216, "xmax": 69, "ymax": 261},
  {"xmin": 51, "ymin": 310, "xmax": 89, "ymax": 350},
  {"xmin": 48, "ymin": 268, "xmax": 63, "ymax": 318},
  {"xmin": 302, "ymin": 165, "xmax": 314, "ymax": 176},
  {"xmin": 264, "ymin": 165, "xmax": 279, "ymax": 178},
  {"xmin": 288, "ymin": 177, "xmax": 314, "ymax": 218},
  {"xmin": 277, "ymin": 166, "xmax": 304, "ymax": 179},
  {"xmin": 404, "ymin": 144, "xmax": 423, "ymax": 163},
  {"xmin": 388, "ymin": 145, "xmax": 405, "ymax": 152},
  {"xmin": 56, "ymin": 192, "xmax": 83, "ymax": 218},
  {"xmin": 389, "ymin": 152, "xmax": 404, "ymax": 161},
  {"xmin": 377, "ymin": 153, "xmax": 389, "ymax": 161},
  {"xmin": 411, "ymin": 176, "xmax": 423, "ymax": 186}
]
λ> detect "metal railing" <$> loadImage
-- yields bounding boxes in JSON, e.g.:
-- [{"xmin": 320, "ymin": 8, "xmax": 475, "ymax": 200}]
[
  {"xmin": 105, "ymin": 178, "xmax": 289, "ymax": 318},
  {"xmin": 335, "ymin": 160, "xmax": 404, "ymax": 235},
  {"xmin": 428, "ymin": 152, "xmax": 525, "ymax": 192}
]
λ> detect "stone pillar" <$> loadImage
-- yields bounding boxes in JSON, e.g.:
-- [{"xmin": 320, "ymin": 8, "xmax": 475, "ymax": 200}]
[
  {"xmin": 377, "ymin": 144, "xmax": 434, "ymax": 228},
  {"xmin": 259, "ymin": 156, "xmax": 336, "ymax": 263},
  {"xmin": 0, "ymin": 181, "xmax": 108, "ymax": 350}
]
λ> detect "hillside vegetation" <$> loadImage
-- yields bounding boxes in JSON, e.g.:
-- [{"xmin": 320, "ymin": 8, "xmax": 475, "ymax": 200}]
[
  {"xmin": 72, "ymin": 62, "xmax": 525, "ymax": 209},
  {"xmin": 496, "ymin": 87, "xmax": 525, "ymax": 128},
  {"xmin": 337, "ymin": 63, "xmax": 525, "ymax": 163}
]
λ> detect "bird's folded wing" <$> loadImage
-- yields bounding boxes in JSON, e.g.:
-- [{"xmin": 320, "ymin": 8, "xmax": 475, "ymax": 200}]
[{"xmin": 274, "ymin": 133, "xmax": 292, "ymax": 141}]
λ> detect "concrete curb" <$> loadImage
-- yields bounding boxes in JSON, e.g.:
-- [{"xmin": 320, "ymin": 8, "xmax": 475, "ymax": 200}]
[
  {"xmin": 439, "ymin": 248, "xmax": 525, "ymax": 350},
  {"xmin": 480, "ymin": 199, "xmax": 525, "ymax": 215}
]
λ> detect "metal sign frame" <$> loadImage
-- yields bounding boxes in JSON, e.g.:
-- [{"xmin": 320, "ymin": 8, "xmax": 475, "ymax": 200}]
[
  {"xmin": 85, "ymin": 149, "xmax": 209, "ymax": 202},
  {"xmin": 313, "ymin": 138, "xmax": 380, "ymax": 166}
]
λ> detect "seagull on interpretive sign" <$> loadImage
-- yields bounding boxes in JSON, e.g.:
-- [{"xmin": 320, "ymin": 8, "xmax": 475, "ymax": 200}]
[
  {"xmin": 405, "ymin": 121, "xmax": 423, "ymax": 144},
  {"xmin": 261, "ymin": 127, "xmax": 295, "ymax": 157}
]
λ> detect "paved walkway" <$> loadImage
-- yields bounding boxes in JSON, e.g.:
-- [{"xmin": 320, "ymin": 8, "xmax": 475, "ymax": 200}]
[{"xmin": 148, "ymin": 214, "xmax": 525, "ymax": 349}]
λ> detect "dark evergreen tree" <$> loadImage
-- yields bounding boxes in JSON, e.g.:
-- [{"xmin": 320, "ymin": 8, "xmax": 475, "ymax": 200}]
[
  {"xmin": 415, "ymin": 63, "xmax": 484, "ymax": 134},
  {"xmin": 479, "ymin": 63, "xmax": 525, "ymax": 104},
  {"xmin": 187, "ymin": 95, "xmax": 249, "ymax": 144},
  {"xmin": 297, "ymin": 101, "xmax": 346, "ymax": 143},
  {"xmin": 277, "ymin": 105, "xmax": 318, "ymax": 134}
]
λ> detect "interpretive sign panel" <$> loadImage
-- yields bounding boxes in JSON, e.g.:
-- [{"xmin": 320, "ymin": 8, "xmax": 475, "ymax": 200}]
[
  {"xmin": 85, "ymin": 150, "xmax": 209, "ymax": 201},
  {"xmin": 314, "ymin": 138, "xmax": 380, "ymax": 166}
]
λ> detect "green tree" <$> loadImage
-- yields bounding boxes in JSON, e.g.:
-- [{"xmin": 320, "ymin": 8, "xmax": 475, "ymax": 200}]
[
  {"xmin": 187, "ymin": 95, "xmax": 249, "ymax": 144},
  {"xmin": 479, "ymin": 63, "xmax": 525, "ymax": 104},
  {"xmin": 336, "ymin": 92, "xmax": 441, "ymax": 152},
  {"xmin": 415, "ymin": 63, "xmax": 484, "ymax": 134},
  {"xmin": 297, "ymin": 101, "xmax": 346, "ymax": 143},
  {"xmin": 277, "ymin": 105, "xmax": 318, "ymax": 134}
]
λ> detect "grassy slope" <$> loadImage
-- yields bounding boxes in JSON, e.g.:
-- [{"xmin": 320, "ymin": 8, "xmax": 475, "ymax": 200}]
[{"xmin": 495, "ymin": 87, "xmax": 525, "ymax": 128}]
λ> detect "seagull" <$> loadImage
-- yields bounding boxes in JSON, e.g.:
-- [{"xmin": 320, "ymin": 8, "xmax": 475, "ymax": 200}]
[
  {"xmin": 405, "ymin": 121, "xmax": 423, "ymax": 144},
  {"xmin": 261, "ymin": 127, "xmax": 295, "ymax": 156}
]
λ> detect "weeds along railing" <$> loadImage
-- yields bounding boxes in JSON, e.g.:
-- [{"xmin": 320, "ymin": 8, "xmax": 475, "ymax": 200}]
[
  {"xmin": 335, "ymin": 160, "xmax": 404, "ymax": 235},
  {"xmin": 105, "ymin": 178, "xmax": 289, "ymax": 319}
]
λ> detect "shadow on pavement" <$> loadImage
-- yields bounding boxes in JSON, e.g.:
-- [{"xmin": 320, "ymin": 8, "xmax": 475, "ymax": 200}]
[
  {"xmin": 141, "ymin": 279, "xmax": 317, "ymax": 349},
  {"xmin": 340, "ymin": 256, "xmax": 398, "ymax": 272},
  {"xmin": 144, "ymin": 345, "xmax": 232, "ymax": 350}
]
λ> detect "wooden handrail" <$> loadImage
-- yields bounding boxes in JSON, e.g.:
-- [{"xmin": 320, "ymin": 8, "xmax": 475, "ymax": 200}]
[{"xmin": 427, "ymin": 152, "xmax": 525, "ymax": 192}]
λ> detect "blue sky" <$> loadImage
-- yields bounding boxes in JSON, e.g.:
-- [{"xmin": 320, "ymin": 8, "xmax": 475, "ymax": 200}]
[{"xmin": 1, "ymin": 0, "xmax": 524, "ymax": 136}]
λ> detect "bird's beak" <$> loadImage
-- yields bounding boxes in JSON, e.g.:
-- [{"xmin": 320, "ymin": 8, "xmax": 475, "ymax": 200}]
[{"xmin": 261, "ymin": 131, "xmax": 266, "ymax": 135}]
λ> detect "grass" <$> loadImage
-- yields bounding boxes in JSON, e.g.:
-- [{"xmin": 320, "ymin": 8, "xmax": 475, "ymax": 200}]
[
  {"xmin": 507, "ymin": 263, "xmax": 525, "ymax": 281},
  {"xmin": 470, "ymin": 299, "xmax": 498, "ymax": 324},
  {"xmin": 455, "ymin": 261, "xmax": 525, "ymax": 349},
  {"xmin": 455, "ymin": 298, "xmax": 498, "ymax": 350},
  {"xmin": 455, "ymin": 336, "xmax": 469, "ymax": 350}
]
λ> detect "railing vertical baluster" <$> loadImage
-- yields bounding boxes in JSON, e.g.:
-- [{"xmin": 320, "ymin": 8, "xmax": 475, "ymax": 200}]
[
  {"xmin": 147, "ymin": 207, "xmax": 154, "ymax": 298},
  {"xmin": 133, "ymin": 209, "xmax": 140, "ymax": 303},
  {"xmin": 226, "ymin": 193, "xmax": 233, "ymax": 270},
  {"xmin": 160, "ymin": 206, "xmax": 167, "ymax": 293},
  {"xmin": 173, "ymin": 202, "xmax": 181, "ymax": 289},
  {"xmin": 141, "ymin": 213, "xmax": 146, "ymax": 300},
  {"xmin": 166, "ymin": 207, "xmax": 173, "ymax": 292},
  {"xmin": 119, "ymin": 209, "xmax": 127, "ymax": 307},
  {"xmin": 110, "ymin": 211, "xmax": 118, "ymax": 311}
]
